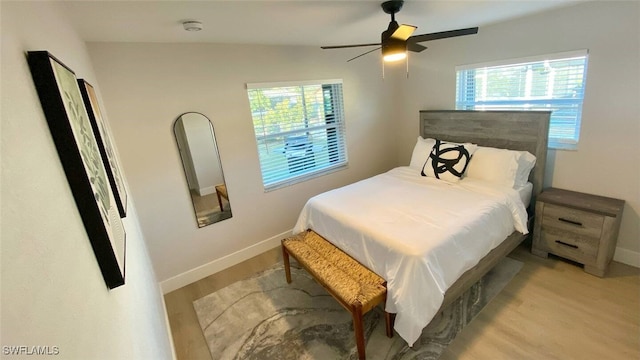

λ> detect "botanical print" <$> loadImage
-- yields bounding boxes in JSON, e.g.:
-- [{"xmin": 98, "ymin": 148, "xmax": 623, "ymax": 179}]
[
  {"xmin": 50, "ymin": 60, "xmax": 127, "ymax": 274},
  {"xmin": 28, "ymin": 51, "xmax": 125, "ymax": 287},
  {"xmin": 50, "ymin": 59, "xmax": 112, "ymax": 228},
  {"xmin": 84, "ymin": 82, "xmax": 128, "ymax": 217}
]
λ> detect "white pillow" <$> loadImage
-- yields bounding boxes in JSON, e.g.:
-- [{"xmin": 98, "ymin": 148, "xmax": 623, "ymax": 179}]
[
  {"xmin": 515, "ymin": 151, "xmax": 537, "ymax": 187},
  {"xmin": 466, "ymin": 146, "xmax": 536, "ymax": 188},
  {"xmin": 409, "ymin": 136, "xmax": 436, "ymax": 169},
  {"xmin": 421, "ymin": 139, "xmax": 478, "ymax": 183}
]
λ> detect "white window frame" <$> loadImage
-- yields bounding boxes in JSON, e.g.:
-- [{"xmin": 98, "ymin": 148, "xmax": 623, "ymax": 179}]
[
  {"xmin": 455, "ymin": 50, "xmax": 589, "ymax": 150},
  {"xmin": 247, "ymin": 79, "xmax": 348, "ymax": 191}
]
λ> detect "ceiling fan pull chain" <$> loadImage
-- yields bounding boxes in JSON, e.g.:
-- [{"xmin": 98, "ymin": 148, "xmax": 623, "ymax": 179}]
[{"xmin": 406, "ymin": 52, "xmax": 409, "ymax": 79}]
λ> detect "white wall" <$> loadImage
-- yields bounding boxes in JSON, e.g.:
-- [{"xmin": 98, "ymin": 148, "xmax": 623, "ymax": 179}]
[
  {"xmin": 0, "ymin": 2, "xmax": 174, "ymax": 358},
  {"xmin": 396, "ymin": 1, "xmax": 639, "ymax": 263},
  {"xmin": 174, "ymin": 117, "xmax": 199, "ymax": 191},
  {"xmin": 181, "ymin": 113, "xmax": 222, "ymax": 195},
  {"xmin": 86, "ymin": 42, "xmax": 399, "ymax": 289}
]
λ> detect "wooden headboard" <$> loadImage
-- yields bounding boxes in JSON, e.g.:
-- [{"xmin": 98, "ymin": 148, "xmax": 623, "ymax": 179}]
[{"xmin": 419, "ymin": 110, "xmax": 550, "ymax": 210}]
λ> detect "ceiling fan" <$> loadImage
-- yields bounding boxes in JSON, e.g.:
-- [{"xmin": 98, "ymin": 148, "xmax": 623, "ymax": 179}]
[{"xmin": 321, "ymin": 0, "xmax": 479, "ymax": 62}]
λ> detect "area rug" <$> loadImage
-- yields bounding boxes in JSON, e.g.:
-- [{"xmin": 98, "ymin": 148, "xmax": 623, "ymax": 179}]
[{"xmin": 193, "ymin": 257, "xmax": 523, "ymax": 360}]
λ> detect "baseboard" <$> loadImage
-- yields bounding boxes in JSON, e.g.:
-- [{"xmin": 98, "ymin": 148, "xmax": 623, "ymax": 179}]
[
  {"xmin": 158, "ymin": 285, "xmax": 178, "ymax": 359},
  {"xmin": 160, "ymin": 230, "xmax": 291, "ymax": 294},
  {"xmin": 613, "ymin": 247, "xmax": 640, "ymax": 268}
]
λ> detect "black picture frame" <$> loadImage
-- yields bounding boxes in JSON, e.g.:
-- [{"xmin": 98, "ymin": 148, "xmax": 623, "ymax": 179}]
[
  {"xmin": 78, "ymin": 79, "xmax": 128, "ymax": 218},
  {"xmin": 27, "ymin": 51, "xmax": 126, "ymax": 289}
]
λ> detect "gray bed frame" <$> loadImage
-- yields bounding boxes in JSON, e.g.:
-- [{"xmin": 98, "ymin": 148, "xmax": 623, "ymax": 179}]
[{"xmin": 419, "ymin": 110, "xmax": 550, "ymax": 310}]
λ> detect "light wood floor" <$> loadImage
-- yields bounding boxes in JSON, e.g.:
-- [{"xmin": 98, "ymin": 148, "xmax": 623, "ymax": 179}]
[{"xmin": 164, "ymin": 243, "xmax": 640, "ymax": 359}]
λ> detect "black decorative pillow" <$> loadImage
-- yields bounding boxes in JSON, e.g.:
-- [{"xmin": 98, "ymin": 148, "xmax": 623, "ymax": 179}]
[{"xmin": 421, "ymin": 139, "xmax": 478, "ymax": 182}]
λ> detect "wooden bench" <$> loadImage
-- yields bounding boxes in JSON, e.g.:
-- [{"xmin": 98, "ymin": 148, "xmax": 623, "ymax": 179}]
[{"xmin": 281, "ymin": 230, "xmax": 394, "ymax": 360}]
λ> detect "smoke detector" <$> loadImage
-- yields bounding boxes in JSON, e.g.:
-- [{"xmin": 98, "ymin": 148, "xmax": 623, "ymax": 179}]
[{"xmin": 182, "ymin": 21, "xmax": 203, "ymax": 32}]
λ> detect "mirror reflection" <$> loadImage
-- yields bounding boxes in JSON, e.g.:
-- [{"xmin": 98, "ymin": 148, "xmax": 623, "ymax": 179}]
[{"xmin": 174, "ymin": 112, "xmax": 232, "ymax": 227}]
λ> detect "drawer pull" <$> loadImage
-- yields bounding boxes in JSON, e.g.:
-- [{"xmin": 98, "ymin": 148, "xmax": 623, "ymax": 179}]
[
  {"xmin": 558, "ymin": 217, "xmax": 583, "ymax": 227},
  {"xmin": 555, "ymin": 240, "xmax": 579, "ymax": 249}
]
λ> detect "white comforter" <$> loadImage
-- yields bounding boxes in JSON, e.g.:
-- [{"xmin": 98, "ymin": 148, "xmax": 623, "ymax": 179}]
[{"xmin": 292, "ymin": 166, "xmax": 529, "ymax": 347}]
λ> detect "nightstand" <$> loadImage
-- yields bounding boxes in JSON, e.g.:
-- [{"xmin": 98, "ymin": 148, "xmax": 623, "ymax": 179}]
[{"xmin": 532, "ymin": 188, "xmax": 625, "ymax": 277}]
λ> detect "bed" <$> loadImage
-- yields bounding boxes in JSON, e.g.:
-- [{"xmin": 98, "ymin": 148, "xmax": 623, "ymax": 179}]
[{"xmin": 292, "ymin": 110, "xmax": 550, "ymax": 347}]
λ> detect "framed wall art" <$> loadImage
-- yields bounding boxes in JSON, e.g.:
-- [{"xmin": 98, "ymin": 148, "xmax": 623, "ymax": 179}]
[
  {"xmin": 27, "ymin": 51, "xmax": 126, "ymax": 289},
  {"xmin": 78, "ymin": 79, "xmax": 128, "ymax": 218}
]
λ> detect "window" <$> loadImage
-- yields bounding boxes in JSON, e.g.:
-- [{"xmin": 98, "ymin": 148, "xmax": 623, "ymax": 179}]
[
  {"xmin": 247, "ymin": 79, "xmax": 348, "ymax": 191},
  {"xmin": 456, "ymin": 50, "xmax": 589, "ymax": 150}
]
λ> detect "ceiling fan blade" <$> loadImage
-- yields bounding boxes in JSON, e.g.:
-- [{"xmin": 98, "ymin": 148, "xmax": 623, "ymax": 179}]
[
  {"xmin": 321, "ymin": 43, "xmax": 381, "ymax": 50},
  {"xmin": 409, "ymin": 27, "xmax": 479, "ymax": 43},
  {"xmin": 347, "ymin": 47, "xmax": 382, "ymax": 62},
  {"xmin": 390, "ymin": 24, "xmax": 417, "ymax": 41},
  {"xmin": 407, "ymin": 42, "xmax": 427, "ymax": 53}
]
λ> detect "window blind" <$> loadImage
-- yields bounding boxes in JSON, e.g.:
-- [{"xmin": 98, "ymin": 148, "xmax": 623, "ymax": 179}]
[
  {"xmin": 247, "ymin": 80, "xmax": 348, "ymax": 191},
  {"xmin": 456, "ymin": 50, "xmax": 589, "ymax": 150}
]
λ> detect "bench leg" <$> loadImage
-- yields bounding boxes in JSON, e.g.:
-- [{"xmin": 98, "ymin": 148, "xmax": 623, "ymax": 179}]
[
  {"xmin": 385, "ymin": 312, "xmax": 395, "ymax": 338},
  {"xmin": 383, "ymin": 290, "xmax": 395, "ymax": 338},
  {"xmin": 215, "ymin": 191, "xmax": 224, "ymax": 211},
  {"xmin": 281, "ymin": 245, "xmax": 292, "ymax": 284},
  {"xmin": 352, "ymin": 304, "xmax": 366, "ymax": 360}
]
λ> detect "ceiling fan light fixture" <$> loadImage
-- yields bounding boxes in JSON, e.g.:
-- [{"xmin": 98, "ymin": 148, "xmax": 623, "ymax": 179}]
[
  {"xmin": 383, "ymin": 52, "xmax": 407, "ymax": 62},
  {"xmin": 382, "ymin": 41, "xmax": 407, "ymax": 62}
]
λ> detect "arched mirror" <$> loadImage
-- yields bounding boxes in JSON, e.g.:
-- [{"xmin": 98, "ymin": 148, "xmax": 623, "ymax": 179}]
[{"xmin": 174, "ymin": 112, "xmax": 232, "ymax": 227}]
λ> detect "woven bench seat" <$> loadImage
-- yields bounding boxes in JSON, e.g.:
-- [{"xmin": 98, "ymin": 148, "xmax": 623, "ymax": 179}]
[{"xmin": 281, "ymin": 230, "xmax": 394, "ymax": 360}]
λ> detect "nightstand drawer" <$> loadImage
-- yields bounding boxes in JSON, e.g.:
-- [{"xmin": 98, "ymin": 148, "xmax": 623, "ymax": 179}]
[
  {"xmin": 539, "ymin": 229, "xmax": 599, "ymax": 265},
  {"xmin": 542, "ymin": 203, "xmax": 604, "ymax": 239}
]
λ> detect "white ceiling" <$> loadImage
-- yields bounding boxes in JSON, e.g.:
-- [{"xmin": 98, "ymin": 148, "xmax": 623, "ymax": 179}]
[{"xmin": 62, "ymin": 0, "xmax": 585, "ymax": 47}]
